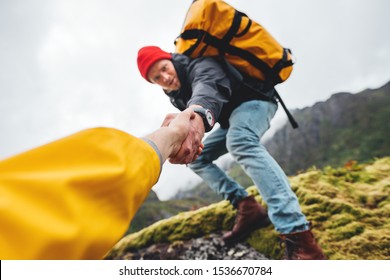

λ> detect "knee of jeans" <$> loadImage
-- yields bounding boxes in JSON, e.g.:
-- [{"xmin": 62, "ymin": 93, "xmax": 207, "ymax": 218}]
[
  {"xmin": 188, "ymin": 154, "xmax": 209, "ymax": 171},
  {"xmin": 226, "ymin": 132, "xmax": 259, "ymax": 156},
  {"xmin": 226, "ymin": 138, "xmax": 240, "ymax": 156}
]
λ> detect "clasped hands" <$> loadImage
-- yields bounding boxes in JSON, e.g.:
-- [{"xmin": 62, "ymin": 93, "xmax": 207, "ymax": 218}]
[{"xmin": 162, "ymin": 108, "xmax": 205, "ymax": 165}]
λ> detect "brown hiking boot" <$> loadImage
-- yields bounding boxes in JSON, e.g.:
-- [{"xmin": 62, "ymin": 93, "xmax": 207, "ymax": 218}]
[
  {"xmin": 223, "ymin": 196, "xmax": 271, "ymax": 244},
  {"xmin": 280, "ymin": 228, "xmax": 326, "ymax": 260}
]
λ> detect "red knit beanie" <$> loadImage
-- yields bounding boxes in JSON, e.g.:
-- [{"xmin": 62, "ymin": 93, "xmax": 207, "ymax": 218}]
[{"xmin": 137, "ymin": 46, "xmax": 172, "ymax": 82}]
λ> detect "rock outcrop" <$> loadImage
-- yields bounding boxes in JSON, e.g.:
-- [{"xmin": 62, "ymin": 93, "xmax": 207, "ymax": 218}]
[{"xmin": 112, "ymin": 234, "xmax": 267, "ymax": 260}]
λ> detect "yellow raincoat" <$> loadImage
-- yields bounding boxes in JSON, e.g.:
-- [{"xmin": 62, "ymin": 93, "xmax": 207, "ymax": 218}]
[{"xmin": 0, "ymin": 127, "xmax": 161, "ymax": 259}]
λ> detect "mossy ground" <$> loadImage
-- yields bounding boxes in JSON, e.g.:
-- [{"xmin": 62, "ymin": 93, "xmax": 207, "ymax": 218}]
[{"xmin": 106, "ymin": 157, "xmax": 390, "ymax": 260}]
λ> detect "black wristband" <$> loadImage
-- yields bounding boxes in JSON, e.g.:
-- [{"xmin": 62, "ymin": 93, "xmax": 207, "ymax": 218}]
[{"xmin": 192, "ymin": 107, "xmax": 215, "ymax": 132}]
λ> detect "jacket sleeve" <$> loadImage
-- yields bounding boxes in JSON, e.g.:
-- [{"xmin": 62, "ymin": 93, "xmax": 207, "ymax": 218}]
[
  {"xmin": 0, "ymin": 127, "xmax": 161, "ymax": 260},
  {"xmin": 187, "ymin": 57, "xmax": 232, "ymax": 120}
]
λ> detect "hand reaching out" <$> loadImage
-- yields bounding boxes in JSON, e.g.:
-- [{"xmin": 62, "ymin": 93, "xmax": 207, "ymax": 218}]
[{"xmin": 161, "ymin": 110, "xmax": 205, "ymax": 165}]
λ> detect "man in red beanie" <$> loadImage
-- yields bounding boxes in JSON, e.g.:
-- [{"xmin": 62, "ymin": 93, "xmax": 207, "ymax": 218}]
[
  {"xmin": 138, "ymin": 46, "xmax": 173, "ymax": 82},
  {"xmin": 136, "ymin": 46, "xmax": 326, "ymax": 260}
]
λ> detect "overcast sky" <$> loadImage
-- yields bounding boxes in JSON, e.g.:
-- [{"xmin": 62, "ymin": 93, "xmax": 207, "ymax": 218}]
[{"xmin": 1, "ymin": 0, "xmax": 390, "ymax": 200}]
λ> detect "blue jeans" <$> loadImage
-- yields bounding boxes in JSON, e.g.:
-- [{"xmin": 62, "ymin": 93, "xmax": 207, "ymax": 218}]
[{"xmin": 189, "ymin": 99, "xmax": 309, "ymax": 234}]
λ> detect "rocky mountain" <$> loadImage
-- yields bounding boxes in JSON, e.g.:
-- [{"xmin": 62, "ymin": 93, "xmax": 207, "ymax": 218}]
[
  {"xmin": 106, "ymin": 157, "xmax": 390, "ymax": 260},
  {"xmin": 264, "ymin": 81, "xmax": 390, "ymax": 175}
]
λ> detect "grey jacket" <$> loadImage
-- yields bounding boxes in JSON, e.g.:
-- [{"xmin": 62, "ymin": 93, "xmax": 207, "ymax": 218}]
[{"xmin": 166, "ymin": 53, "xmax": 275, "ymax": 128}]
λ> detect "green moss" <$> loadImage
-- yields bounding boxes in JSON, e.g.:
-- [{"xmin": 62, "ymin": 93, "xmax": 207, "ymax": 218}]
[
  {"xmin": 328, "ymin": 229, "xmax": 390, "ymax": 260},
  {"xmin": 327, "ymin": 222, "xmax": 365, "ymax": 241},
  {"xmin": 247, "ymin": 228, "xmax": 281, "ymax": 259},
  {"xmin": 325, "ymin": 213, "xmax": 355, "ymax": 229}
]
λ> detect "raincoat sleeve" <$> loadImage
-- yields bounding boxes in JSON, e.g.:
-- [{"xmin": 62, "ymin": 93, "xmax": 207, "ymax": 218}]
[{"xmin": 0, "ymin": 127, "xmax": 162, "ymax": 260}]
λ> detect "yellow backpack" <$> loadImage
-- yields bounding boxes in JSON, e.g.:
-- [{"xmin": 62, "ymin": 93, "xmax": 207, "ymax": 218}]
[{"xmin": 175, "ymin": 0, "xmax": 294, "ymax": 85}]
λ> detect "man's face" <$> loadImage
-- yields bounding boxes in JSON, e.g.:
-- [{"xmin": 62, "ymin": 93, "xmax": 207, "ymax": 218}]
[{"xmin": 147, "ymin": 59, "xmax": 181, "ymax": 92}]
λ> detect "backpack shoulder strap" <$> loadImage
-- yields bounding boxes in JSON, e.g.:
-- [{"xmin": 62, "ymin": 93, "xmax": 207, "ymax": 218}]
[{"xmin": 274, "ymin": 90, "xmax": 299, "ymax": 129}]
